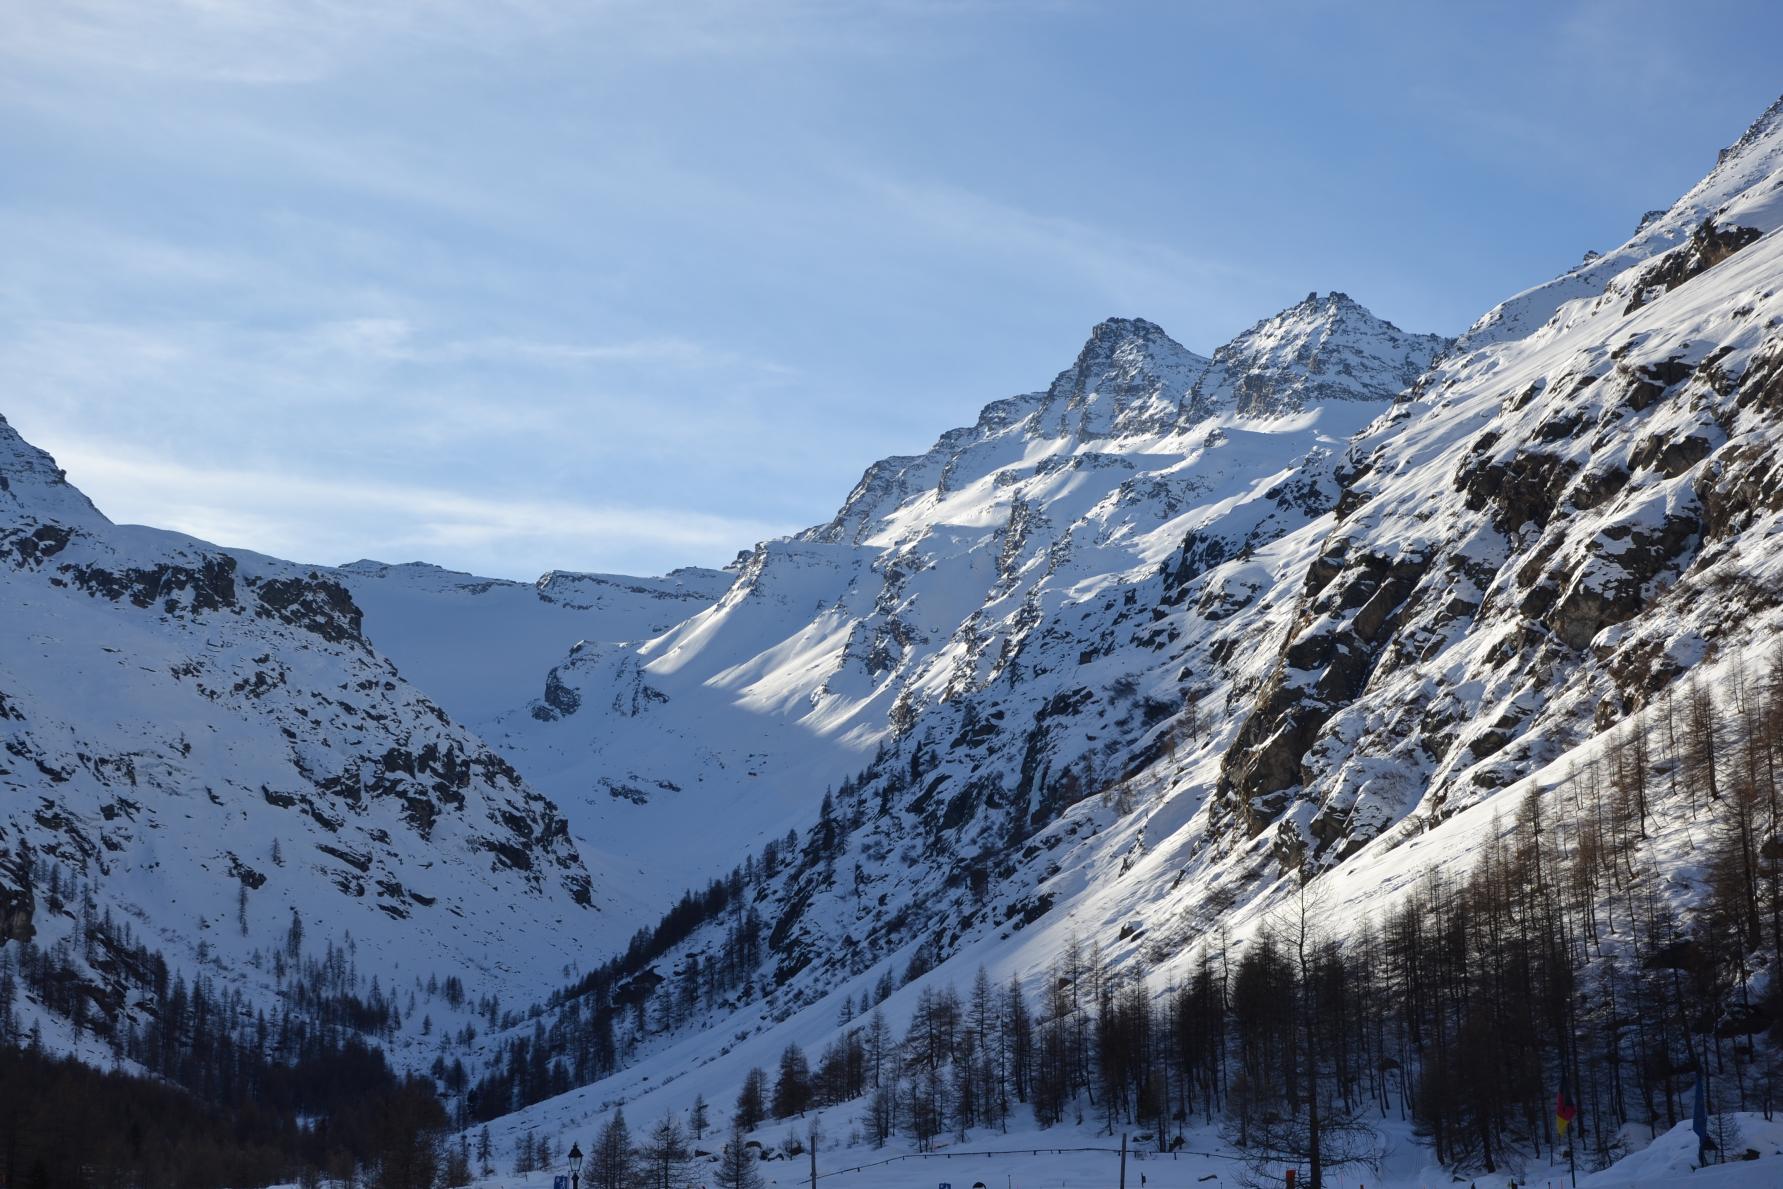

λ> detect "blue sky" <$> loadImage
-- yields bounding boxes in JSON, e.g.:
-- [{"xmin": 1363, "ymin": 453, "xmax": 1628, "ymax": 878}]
[{"xmin": 4, "ymin": 1, "xmax": 1780, "ymax": 579}]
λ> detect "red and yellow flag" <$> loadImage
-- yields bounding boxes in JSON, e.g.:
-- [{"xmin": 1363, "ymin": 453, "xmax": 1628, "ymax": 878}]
[{"xmin": 1556, "ymin": 1068, "xmax": 1579, "ymax": 1137}]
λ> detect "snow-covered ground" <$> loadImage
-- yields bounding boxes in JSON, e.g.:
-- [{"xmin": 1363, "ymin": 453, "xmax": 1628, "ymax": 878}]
[
  {"xmin": 336, "ymin": 560, "xmax": 733, "ymax": 726},
  {"xmin": 463, "ymin": 1109, "xmax": 1783, "ymax": 1189}
]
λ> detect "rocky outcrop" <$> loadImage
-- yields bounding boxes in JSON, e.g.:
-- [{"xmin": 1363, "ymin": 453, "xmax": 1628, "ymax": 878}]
[
  {"xmin": 0, "ymin": 829, "xmax": 32, "ymax": 945},
  {"xmin": 1623, "ymin": 219, "xmax": 1763, "ymax": 314},
  {"xmin": 1189, "ymin": 292, "xmax": 1449, "ymax": 417},
  {"xmin": 1218, "ymin": 544, "xmax": 1433, "ymax": 835}
]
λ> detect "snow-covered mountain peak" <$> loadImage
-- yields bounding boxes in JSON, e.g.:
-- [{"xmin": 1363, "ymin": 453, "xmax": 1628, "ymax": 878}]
[
  {"xmin": 476, "ymin": 296, "xmax": 1447, "ymax": 925},
  {"xmin": 805, "ymin": 302, "xmax": 1441, "ymax": 550},
  {"xmin": 1041, "ymin": 315, "xmax": 1211, "ymax": 433},
  {"xmin": 490, "ymin": 104, "xmax": 1783, "ymax": 1149},
  {"xmin": 0, "ymin": 413, "xmax": 103, "ymax": 528},
  {"xmin": 1717, "ymin": 90, "xmax": 1783, "ymax": 167},
  {"xmin": 1189, "ymin": 289, "xmax": 1451, "ymax": 417},
  {"xmin": 798, "ymin": 319, "xmax": 1209, "ymax": 548},
  {"xmin": 1457, "ymin": 91, "xmax": 1783, "ymax": 352},
  {"xmin": 1051, "ymin": 315, "xmax": 1199, "ymax": 384},
  {"xmin": 17, "ymin": 87, "xmax": 1783, "ymax": 1189},
  {"xmin": 1, "ymin": 419, "xmax": 605, "ymax": 1021}
]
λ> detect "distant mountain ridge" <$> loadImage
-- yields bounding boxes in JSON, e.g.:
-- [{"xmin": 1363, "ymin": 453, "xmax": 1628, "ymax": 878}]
[{"xmin": 0, "ymin": 413, "xmax": 600, "ymax": 1018}]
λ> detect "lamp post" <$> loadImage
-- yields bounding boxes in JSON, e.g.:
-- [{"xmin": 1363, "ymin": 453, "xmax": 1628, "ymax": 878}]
[{"xmin": 568, "ymin": 1141, "xmax": 583, "ymax": 1189}]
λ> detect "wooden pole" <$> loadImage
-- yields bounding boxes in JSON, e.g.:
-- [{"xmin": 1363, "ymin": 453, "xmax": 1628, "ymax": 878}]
[{"xmin": 1120, "ymin": 1132, "xmax": 1128, "ymax": 1189}]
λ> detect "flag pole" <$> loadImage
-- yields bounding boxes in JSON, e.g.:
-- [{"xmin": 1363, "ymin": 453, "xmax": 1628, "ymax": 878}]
[
  {"xmin": 1565, "ymin": 1043, "xmax": 1577, "ymax": 1189},
  {"xmin": 1558, "ymin": 1024, "xmax": 1579, "ymax": 1189},
  {"xmin": 1568, "ymin": 985, "xmax": 1581, "ymax": 1189}
]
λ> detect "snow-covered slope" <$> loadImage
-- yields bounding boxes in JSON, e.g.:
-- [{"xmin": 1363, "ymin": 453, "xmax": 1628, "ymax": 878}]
[
  {"xmin": 1456, "ymin": 94, "xmax": 1783, "ymax": 351},
  {"xmin": 1218, "ymin": 97, "xmax": 1783, "ymax": 872},
  {"xmin": 444, "ymin": 91, "xmax": 1783, "ymax": 1179},
  {"xmin": 479, "ymin": 300, "xmax": 1445, "ymax": 910},
  {"xmin": 782, "ymin": 88, "xmax": 1783, "ymax": 997},
  {"xmin": 335, "ymin": 560, "xmax": 731, "ymax": 725},
  {"xmin": 0, "ymin": 415, "xmax": 601, "ymax": 1010}
]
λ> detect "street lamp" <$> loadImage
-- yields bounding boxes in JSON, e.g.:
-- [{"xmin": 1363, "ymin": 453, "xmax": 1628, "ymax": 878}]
[{"xmin": 568, "ymin": 1141, "xmax": 583, "ymax": 1189}]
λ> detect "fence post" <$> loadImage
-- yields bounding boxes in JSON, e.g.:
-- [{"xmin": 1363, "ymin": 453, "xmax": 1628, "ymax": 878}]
[{"xmin": 1120, "ymin": 1133, "xmax": 1128, "ymax": 1189}]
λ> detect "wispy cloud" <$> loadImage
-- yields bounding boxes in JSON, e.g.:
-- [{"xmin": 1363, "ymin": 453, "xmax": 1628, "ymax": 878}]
[
  {"xmin": 301, "ymin": 318, "xmax": 797, "ymax": 375},
  {"xmin": 14, "ymin": 0, "xmax": 1741, "ymax": 586},
  {"xmin": 2, "ymin": 0, "xmax": 418, "ymax": 84},
  {"xmin": 0, "ymin": 0, "xmax": 979, "ymax": 86},
  {"xmin": 0, "ymin": 298, "xmax": 820, "ymax": 575},
  {"xmin": 854, "ymin": 173, "xmax": 1249, "ymax": 317},
  {"xmin": 47, "ymin": 440, "xmax": 788, "ymax": 574}
]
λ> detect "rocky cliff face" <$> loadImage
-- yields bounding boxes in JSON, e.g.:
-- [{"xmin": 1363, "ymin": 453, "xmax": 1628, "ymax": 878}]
[{"xmin": 1218, "ymin": 156, "xmax": 1783, "ymax": 873}]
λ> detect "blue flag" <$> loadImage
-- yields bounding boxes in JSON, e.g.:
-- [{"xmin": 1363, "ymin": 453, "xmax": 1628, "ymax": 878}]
[{"xmin": 1693, "ymin": 1070, "xmax": 1709, "ymax": 1153}]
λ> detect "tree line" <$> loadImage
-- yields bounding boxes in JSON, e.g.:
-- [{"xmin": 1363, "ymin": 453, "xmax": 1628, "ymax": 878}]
[
  {"xmin": 679, "ymin": 656, "xmax": 1783, "ymax": 1185},
  {"xmin": 9, "ymin": 645, "xmax": 1783, "ymax": 1187},
  {"xmin": 0, "ymin": 877, "xmax": 456, "ymax": 1188}
]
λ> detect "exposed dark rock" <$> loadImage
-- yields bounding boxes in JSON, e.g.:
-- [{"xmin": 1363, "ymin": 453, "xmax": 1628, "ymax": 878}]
[
  {"xmin": 541, "ymin": 667, "xmax": 582, "ymax": 718},
  {"xmin": 1548, "ymin": 512, "xmax": 1701, "ymax": 649},
  {"xmin": 1219, "ymin": 549, "xmax": 1432, "ymax": 837},
  {"xmin": 0, "ymin": 522, "xmax": 74, "ymax": 568},
  {"xmin": 0, "ymin": 832, "xmax": 34, "ymax": 945},
  {"xmin": 252, "ymin": 575, "xmax": 365, "ymax": 645},
  {"xmin": 1698, "ymin": 438, "xmax": 1783, "ymax": 540},
  {"xmin": 1734, "ymin": 346, "xmax": 1783, "ymax": 418},
  {"xmin": 1568, "ymin": 466, "xmax": 1630, "ymax": 511},
  {"xmin": 1457, "ymin": 447, "xmax": 1580, "ymax": 534},
  {"xmin": 316, "ymin": 843, "xmax": 373, "ymax": 874},
  {"xmin": 1629, "ymin": 433, "xmax": 1713, "ymax": 479},
  {"xmin": 65, "ymin": 555, "xmax": 239, "ymax": 614},
  {"xmin": 1161, "ymin": 529, "xmax": 1232, "ymax": 601},
  {"xmin": 1624, "ymin": 220, "xmax": 1764, "ymax": 314},
  {"xmin": 226, "ymin": 854, "xmax": 268, "ymax": 889}
]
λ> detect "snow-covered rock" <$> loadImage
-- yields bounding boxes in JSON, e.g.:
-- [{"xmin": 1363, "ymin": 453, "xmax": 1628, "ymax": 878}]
[
  {"xmin": 0, "ymin": 414, "xmax": 600, "ymax": 1009},
  {"xmin": 1455, "ymin": 94, "xmax": 1783, "ymax": 352},
  {"xmin": 334, "ymin": 559, "xmax": 732, "ymax": 725},
  {"xmin": 1189, "ymin": 290, "xmax": 1448, "ymax": 417},
  {"xmin": 479, "ymin": 299, "xmax": 1441, "ymax": 915}
]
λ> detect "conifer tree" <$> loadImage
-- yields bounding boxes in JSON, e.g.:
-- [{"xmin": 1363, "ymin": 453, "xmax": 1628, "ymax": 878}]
[
  {"xmin": 589, "ymin": 1109, "xmax": 633, "ymax": 1189},
  {"xmin": 736, "ymin": 1066, "xmax": 767, "ymax": 1130},
  {"xmin": 639, "ymin": 1111, "xmax": 691, "ymax": 1189},
  {"xmin": 772, "ymin": 1043, "xmax": 812, "ymax": 1118},
  {"xmin": 714, "ymin": 1120, "xmax": 765, "ymax": 1189},
  {"xmin": 690, "ymin": 1092, "xmax": 710, "ymax": 1141}
]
